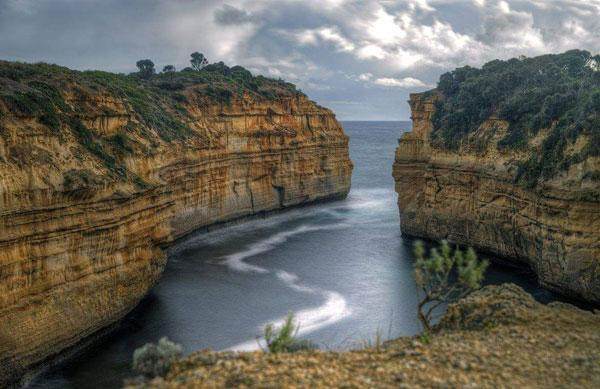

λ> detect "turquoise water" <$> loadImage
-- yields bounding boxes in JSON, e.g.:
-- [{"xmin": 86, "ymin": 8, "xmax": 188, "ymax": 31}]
[{"xmin": 32, "ymin": 121, "xmax": 558, "ymax": 388}]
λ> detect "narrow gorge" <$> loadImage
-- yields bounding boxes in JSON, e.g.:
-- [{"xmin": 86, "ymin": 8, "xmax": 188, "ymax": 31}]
[
  {"xmin": 393, "ymin": 51, "xmax": 599, "ymax": 304},
  {"xmin": 0, "ymin": 61, "xmax": 352, "ymax": 385}
]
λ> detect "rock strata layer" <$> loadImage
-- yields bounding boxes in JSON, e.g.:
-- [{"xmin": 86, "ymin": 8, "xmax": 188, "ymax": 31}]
[
  {"xmin": 0, "ymin": 63, "xmax": 352, "ymax": 384},
  {"xmin": 393, "ymin": 92, "xmax": 599, "ymax": 303}
]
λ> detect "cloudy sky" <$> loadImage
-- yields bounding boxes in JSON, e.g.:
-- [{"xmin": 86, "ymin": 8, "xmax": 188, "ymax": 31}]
[{"xmin": 1, "ymin": 0, "xmax": 599, "ymax": 120}]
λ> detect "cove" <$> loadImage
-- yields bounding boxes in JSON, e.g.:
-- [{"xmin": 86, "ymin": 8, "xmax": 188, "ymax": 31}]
[{"xmin": 31, "ymin": 122, "xmax": 561, "ymax": 388}]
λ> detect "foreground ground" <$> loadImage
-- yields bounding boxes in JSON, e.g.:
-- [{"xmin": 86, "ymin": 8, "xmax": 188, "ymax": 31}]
[{"xmin": 128, "ymin": 284, "xmax": 600, "ymax": 388}]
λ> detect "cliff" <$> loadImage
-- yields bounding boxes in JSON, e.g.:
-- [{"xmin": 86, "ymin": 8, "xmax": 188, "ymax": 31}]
[
  {"xmin": 127, "ymin": 284, "xmax": 600, "ymax": 388},
  {"xmin": 0, "ymin": 61, "xmax": 352, "ymax": 384},
  {"xmin": 393, "ymin": 51, "xmax": 599, "ymax": 303}
]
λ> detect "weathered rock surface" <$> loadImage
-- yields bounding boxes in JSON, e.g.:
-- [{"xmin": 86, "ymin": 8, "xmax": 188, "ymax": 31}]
[
  {"xmin": 128, "ymin": 284, "xmax": 600, "ymax": 388},
  {"xmin": 0, "ymin": 63, "xmax": 352, "ymax": 384},
  {"xmin": 393, "ymin": 92, "xmax": 600, "ymax": 303}
]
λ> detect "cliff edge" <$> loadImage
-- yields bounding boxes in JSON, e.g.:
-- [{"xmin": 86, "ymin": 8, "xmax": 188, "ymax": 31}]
[
  {"xmin": 393, "ymin": 50, "xmax": 599, "ymax": 303},
  {"xmin": 128, "ymin": 284, "xmax": 600, "ymax": 388},
  {"xmin": 0, "ymin": 61, "xmax": 352, "ymax": 384}
]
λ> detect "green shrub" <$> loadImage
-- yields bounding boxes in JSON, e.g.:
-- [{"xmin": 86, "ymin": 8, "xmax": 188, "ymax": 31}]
[
  {"xmin": 413, "ymin": 240, "xmax": 488, "ymax": 332},
  {"xmin": 204, "ymin": 85, "xmax": 233, "ymax": 104},
  {"xmin": 132, "ymin": 337, "xmax": 183, "ymax": 378},
  {"xmin": 63, "ymin": 169, "xmax": 105, "ymax": 191},
  {"xmin": 263, "ymin": 313, "xmax": 318, "ymax": 353},
  {"xmin": 108, "ymin": 132, "xmax": 133, "ymax": 154}
]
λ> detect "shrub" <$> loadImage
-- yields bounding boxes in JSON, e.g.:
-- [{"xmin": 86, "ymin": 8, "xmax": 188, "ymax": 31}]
[
  {"xmin": 263, "ymin": 313, "xmax": 318, "ymax": 353},
  {"xmin": 204, "ymin": 85, "xmax": 233, "ymax": 104},
  {"xmin": 108, "ymin": 132, "xmax": 133, "ymax": 154},
  {"xmin": 413, "ymin": 240, "xmax": 488, "ymax": 331},
  {"xmin": 63, "ymin": 169, "xmax": 105, "ymax": 191},
  {"xmin": 1, "ymin": 88, "xmax": 62, "ymax": 132},
  {"xmin": 132, "ymin": 337, "xmax": 183, "ymax": 378}
]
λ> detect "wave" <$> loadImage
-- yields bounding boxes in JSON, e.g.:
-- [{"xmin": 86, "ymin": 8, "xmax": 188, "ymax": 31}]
[
  {"xmin": 276, "ymin": 270, "xmax": 315, "ymax": 294},
  {"xmin": 339, "ymin": 188, "xmax": 395, "ymax": 209},
  {"xmin": 272, "ymin": 270, "xmax": 350, "ymax": 337},
  {"xmin": 323, "ymin": 188, "xmax": 397, "ymax": 224},
  {"xmin": 227, "ymin": 288, "xmax": 351, "ymax": 352},
  {"xmin": 221, "ymin": 223, "xmax": 350, "ymax": 273}
]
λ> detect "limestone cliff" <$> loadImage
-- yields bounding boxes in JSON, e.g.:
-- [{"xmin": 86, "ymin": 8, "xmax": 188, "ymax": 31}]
[
  {"xmin": 0, "ymin": 61, "xmax": 352, "ymax": 384},
  {"xmin": 393, "ymin": 90, "xmax": 599, "ymax": 303}
]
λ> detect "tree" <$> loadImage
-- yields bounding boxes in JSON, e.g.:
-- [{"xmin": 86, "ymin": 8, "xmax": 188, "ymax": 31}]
[
  {"xmin": 190, "ymin": 52, "xmax": 208, "ymax": 71},
  {"xmin": 162, "ymin": 65, "xmax": 176, "ymax": 73},
  {"xmin": 136, "ymin": 59, "xmax": 155, "ymax": 78},
  {"xmin": 413, "ymin": 240, "xmax": 488, "ymax": 331}
]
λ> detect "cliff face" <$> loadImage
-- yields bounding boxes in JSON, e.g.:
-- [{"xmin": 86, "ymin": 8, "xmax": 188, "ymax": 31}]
[
  {"xmin": 393, "ymin": 92, "xmax": 599, "ymax": 303},
  {"xmin": 0, "ymin": 62, "xmax": 352, "ymax": 383}
]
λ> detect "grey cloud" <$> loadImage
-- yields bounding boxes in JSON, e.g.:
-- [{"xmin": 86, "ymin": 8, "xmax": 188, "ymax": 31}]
[
  {"xmin": 478, "ymin": 7, "xmax": 536, "ymax": 46},
  {"xmin": 0, "ymin": 0, "xmax": 598, "ymax": 120},
  {"xmin": 214, "ymin": 4, "xmax": 253, "ymax": 25}
]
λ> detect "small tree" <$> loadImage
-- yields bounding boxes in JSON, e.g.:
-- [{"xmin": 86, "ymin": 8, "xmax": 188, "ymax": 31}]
[
  {"xmin": 263, "ymin": 313, "xmax": 317, "ymax": 353},
  {"xmin": 413, "ymin": 240, "xmax": 488, "ymax": 331},
  {"xmin": 136, "ymin": 59, "xmax": 155, "ymax": 78},
  {"xmin": 190, "ymin": 52, "xmax": 208, "ymax": 71},
  {"xmin": 162, "ymin": 65, "xmax": 176, "ymax": 73}
]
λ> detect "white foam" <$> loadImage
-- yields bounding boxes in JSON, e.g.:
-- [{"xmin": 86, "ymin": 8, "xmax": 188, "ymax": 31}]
[
  {"xmin": 273, "ymin": 270, "xmax": 350, "ymax": 334},
  {"xmin": 322, "ymin": 188, "xmax": 397, "ymax": 224},
  {"xmin": 227, "ymin": 290, "xmax": 351, "ymax": 352},
  {"xmin": 227, "ymin": 267, "xmax": 351, "ymax": 351},
  {"xmin": 218, "ymin": 223, "xmax": 353, "ymax": 352},
  {"xmin": 221, "ymin": 223, "xmax": 349, "ymax": 273},
  {"xmin": 169, "ymin": 189, "xmax": 399, "ymax": 352},
  {"xmin": 343, "ymin": 188, "xmax": 395, "ymax": 210},
  {"xmin": 288, "ymin": 291, "xmax": 350, "ymax": 335},
  {"xmin": 276, "ymin": 270, "xmax": 314, "ymax": 293}
]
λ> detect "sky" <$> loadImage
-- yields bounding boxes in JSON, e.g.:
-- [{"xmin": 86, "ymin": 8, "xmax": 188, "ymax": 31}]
[{"xmin": 1, "ymin": 0, "xmax": 599, "ymax": 120}]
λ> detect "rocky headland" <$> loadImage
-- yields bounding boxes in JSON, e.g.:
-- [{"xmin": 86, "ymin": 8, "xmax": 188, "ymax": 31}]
[
  {"xmin": 127, "ymin": 284, "xmax": 600, "ymax": 388},
  {"xmin": 0, "ymin": 61, "xmax": 352, "ymax": 384},
  {"xmin": 393, "ymin": 50, "xmax": 600, "ymax": 303}
]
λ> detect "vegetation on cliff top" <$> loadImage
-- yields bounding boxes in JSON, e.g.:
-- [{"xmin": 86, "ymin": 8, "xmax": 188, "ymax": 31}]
[
  {"xmin": 430, "ymin": 49, "xmax": 600, "ymax": 186},
  {"xmin": 0, "ymin": 57, "xmax": 303, "ymax": 180}
]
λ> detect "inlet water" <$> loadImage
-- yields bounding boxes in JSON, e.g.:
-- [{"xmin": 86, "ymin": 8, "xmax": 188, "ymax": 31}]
[{"xmin": 33, "ymin": 122, "xmax": 559, "ymax": 388}]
